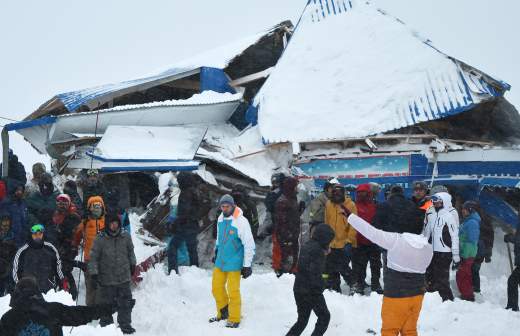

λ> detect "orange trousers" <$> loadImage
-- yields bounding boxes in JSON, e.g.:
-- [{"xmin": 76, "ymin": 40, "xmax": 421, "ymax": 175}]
[{"xmin": 381, "ymin": 295, "xmax": 424, "ymax": 336}]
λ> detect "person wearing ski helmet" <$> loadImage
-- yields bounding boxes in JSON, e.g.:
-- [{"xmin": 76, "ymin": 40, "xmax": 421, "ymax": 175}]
[
  {"xmin": 210, "ymin": 194, "xmax": 255, "ymax": 329},
  {"xmin": 323, "ymin": 184, "xmax": 357, "ymax": 292},
  {"xmin": 88, "ymin": 213, "xmax": 136, "ymax": 334},
  {"xmin": 12, "ymin": 224, "xmax": 65, "ymax": 294},
  {"xmin": 456, "ymin": 200, "xmax": 480, "ymax": 301},
  {"xmin": 309, "ymin": 177, "xmax": 339, "ymax": 226},
  {"xmin": 422, "ymin": 193, "xmax": 460, "ymax": 301}
]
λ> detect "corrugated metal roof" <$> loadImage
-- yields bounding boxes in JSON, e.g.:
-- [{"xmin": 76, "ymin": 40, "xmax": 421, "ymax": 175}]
[{"xmin": 255, "ymin": 0, "xmax": 511, "ymax": 143}]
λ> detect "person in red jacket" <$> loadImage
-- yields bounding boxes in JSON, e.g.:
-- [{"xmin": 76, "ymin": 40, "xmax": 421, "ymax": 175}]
[
  {"xmin": 352, "ymin": 184, "xmax": 382, "ymax": 294},
  {"xmin": 273, "ymin": 176, "xmax": 301, "ymax": 277}
]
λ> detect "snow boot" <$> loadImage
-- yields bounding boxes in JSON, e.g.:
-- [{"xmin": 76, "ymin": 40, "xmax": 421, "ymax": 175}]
[
  {"xmin": 506, "ymin": 305, "xmax": 519, "ymax": 312},
  {"xmin": 226, "ymin": 321, "xmax": 240, "ymax": 328},
  {"xmin": 120, "ymin": 325, "xmax": 136, "ymax": 334},
  {"xmin": 351, "ymin": 282, "xmax": 365, "ymax": 295},
  {"xmin": 99, "ymin": 317, "xmax": 114, "ymax": 327},
  {"xmin": 371, "ymin": 283, "xmax": 383, "ymax": 295},
  {"xmin": 209, "ymin": 305, "xmax": 229, "ymax": 323}
]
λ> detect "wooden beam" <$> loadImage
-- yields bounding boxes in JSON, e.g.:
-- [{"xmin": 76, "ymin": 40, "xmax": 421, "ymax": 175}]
[{"xmin": 229, "ymin": 67, "xmax": 274, "ymax": 87}]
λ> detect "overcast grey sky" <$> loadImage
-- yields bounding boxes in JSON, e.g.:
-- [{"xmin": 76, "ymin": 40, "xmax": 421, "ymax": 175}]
[{"xmin": 1, "ymin": 0, "xmax": 518, "ymax": 169}]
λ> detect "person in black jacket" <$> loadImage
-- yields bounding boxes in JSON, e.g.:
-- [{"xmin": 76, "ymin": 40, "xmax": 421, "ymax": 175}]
[
  {"xmin": 505, "ymin": 226, "xmax": 520, "ymax": 311},
  {"xmin": 81, "ymin": 169, "xmax": 107, "ymax": 214},
  {"xmin": 286, "ymin": 224, "xmax": 335, "ymax": 336},
  {"xmin": 12, "ymin": 224, "xmax": 65, "ymax": 294},
  {"xmin": 373, "ymin": 186, "xmax": 423, "ymax": 234},
  {"xmin": 472, "ymin": 210, "xmax": 494, "ymax": 293},
  {"xmin": 0, "ymin": 276, "xmax": 113, "ymax": 336},
  {"xmin": 167, "ymin": 172, "xmax": 201, "ymax": 274}
]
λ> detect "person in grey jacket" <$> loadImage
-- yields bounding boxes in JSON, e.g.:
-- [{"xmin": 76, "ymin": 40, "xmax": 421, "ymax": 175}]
[{"xmin": 88, "ymin": 214, "xmax": 137, "ymax": 334}]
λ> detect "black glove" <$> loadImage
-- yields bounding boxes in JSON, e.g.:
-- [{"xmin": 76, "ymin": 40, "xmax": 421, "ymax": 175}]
[
  {"xmin": 212, "ymin": 248, "xmax": 218, "ymax": 264},
  {"xmin": 130, "ymin": 265, "xmax": 136, "ymax": 276},
  {"xmin": 91, "ymin": 274, "xmax": 99, "ymax": 290},
  {"xmin": 451, "ymin": 261, "xmax": 461, "ymax": 271},
  {"xmin": 505, "ymin": 233, "xmax": 514, "ymax": 244},
  {"xmin": 70, "ymin": 284, "xmax": 78, "ymax": 301},
  {"xmin": 484, "ymin": 256, "xmax": 492, "ymax": 263},
  {"xmin": 241, "ymin": 267, "xmax": 252, "ymax": 279},
  {"xmin": 74, "ymin": 260, "xmax": 88, "ymax": 272}
]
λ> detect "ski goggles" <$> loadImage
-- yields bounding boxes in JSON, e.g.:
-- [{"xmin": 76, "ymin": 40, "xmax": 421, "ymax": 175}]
[
  {"xmin": 430, "ymin": 195, "xmax": 442, "ymax": 203},
  {"xmin": 30, "ymin": 224, "xmax": 45, "ymax": 234}
]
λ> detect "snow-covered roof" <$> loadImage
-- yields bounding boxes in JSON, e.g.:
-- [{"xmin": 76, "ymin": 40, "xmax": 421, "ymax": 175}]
[
  {"xmin": 255, "ymin": 0, "xmax": 510, "ymax": 143},
  {"xmin": 28, "ymin": 26, "xmax": 278, "ymax": 119}
]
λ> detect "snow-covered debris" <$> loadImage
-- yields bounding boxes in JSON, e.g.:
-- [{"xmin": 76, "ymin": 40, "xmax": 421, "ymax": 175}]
[
  {"xmin": 93, "ymin": 125, "xmax": 206, "ymax": 161},
  {"xmin": 256, "ymin": 1, "xmax": 508, "ymax": 143}
]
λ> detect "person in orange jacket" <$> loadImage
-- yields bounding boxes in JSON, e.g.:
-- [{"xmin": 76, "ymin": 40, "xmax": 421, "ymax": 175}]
[
  {"xmin": 323, "ymin": 184, "xmax": 357, "ymax": 293},
  {"xmin": 73, "ymin": 196, "xmax": 105, "ymax": 305}
]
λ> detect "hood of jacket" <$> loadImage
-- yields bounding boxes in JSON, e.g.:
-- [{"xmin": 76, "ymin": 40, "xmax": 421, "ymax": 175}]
[
  {"xmin": 435, "ymin": 192, "xmax": 453, "ymax": 209},
  {"xmin": 10, "ymin": 277, "xmax": 44, "ymax": 307},
  {"xmin": 282, "ymin": 176, "xmax": 298, "ymax": 199},
  {"xmin": 87, "ymin": 195, "xmax": 105, "ymax": 214},
  {"xmin": 312, "ymin": 224, "xmax": 335, "ymax": 249}
]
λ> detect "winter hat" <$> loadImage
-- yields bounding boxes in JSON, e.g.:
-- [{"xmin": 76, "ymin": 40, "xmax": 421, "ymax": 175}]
[
  {"xmin": 356, "ymin": 184, "xmax": 371, "ymax": 193},
  {"xmin": 323, "ymin": 177, "xmax": 340, "ymax": 191},
  {"xmin": 430, "ymin": 185, "xmax": 448, "ymax": 195},
  {"xmin": 219, "ymin": 194, "xmax": 235, "ymax": 207},
  {"xmin": 56, "ymin": 193, "xmax": 71, "ymax": 205},
  {"xmin": 390, "ymin": 185, "xmax": 404, "ymax": 195}
]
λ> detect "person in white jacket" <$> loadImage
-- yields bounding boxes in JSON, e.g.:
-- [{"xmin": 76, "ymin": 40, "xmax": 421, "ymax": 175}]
[
  {"xmin": 346, "ymin": 211, "xmax": 433, "ymax": 336},
  {"xmin": 422, "ymin": 192, "xmax": 460, "ymax": 301}
]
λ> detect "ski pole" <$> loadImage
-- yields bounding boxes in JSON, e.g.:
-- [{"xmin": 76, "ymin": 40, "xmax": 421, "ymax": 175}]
[{"xmin": 70, "ymin": 246, "xmax": 85, "ymax": 334}]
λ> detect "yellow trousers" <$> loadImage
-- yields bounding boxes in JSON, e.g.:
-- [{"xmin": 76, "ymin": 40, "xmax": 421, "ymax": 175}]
[
  {"xmin": 381, "ymin": 295, "xmax": 424, "ymax": 336},
  {"xmin": 212, "ymin": 267, "xmax": 242, "ymax": 323}
]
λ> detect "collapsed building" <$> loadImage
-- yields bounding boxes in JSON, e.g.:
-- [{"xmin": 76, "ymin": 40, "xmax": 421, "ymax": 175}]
[{"xmin": 2, "ymin": 0, "xmax": 519, "ymax": 235}]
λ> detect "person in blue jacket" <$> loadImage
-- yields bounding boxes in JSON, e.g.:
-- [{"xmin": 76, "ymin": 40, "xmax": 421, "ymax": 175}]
[
  {"xmin": 210, "ymin": 194, "xmax": 255, "ymax": 329},
  {"xmin": 7, "ymin": 183, "xmax": 29, "ymax": 248},
  {"xmin": 456, "ymin": 201, "xmax": 480, "ymax": 301}
]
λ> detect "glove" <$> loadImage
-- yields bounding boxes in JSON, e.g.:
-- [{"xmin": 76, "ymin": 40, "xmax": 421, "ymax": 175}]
[
  {"xmin": 299, "ymin": 201, "xmax": 306, "ymax": 214},
  {"xmin": 451, "ymin": 261, "xmax": 461, "ymax": 271},
  {"xmin": 484, "ymin": 256, "xmax": 492, "ymax": 263},
  {"xmin": 62, "ymin": 278, "xmax": 70, "ymax": 292},
  {"xmin": 91, "ymin": 274, "xmax": 99, "ymax": 290},
  {"xmin": 74, "ymin": 260, "xmax": 88, "ymax": 272},
  {"xmin": 130, "ymin": 264, "xmax": 136, "ymax": 276},
  {"xmin": 241, "ymin": 267, "xmax": 252, "ymax": 279},
  {"xmin": 70, "ymin": 284, "xmax": 78, "ymax": 301},
  {"xmin": 505, "ymin": 233, "xmax": 514, "ymax": 244},
  {"xmin": 212, "ymin": 248, "xmax": 218, "ymax": 264}
]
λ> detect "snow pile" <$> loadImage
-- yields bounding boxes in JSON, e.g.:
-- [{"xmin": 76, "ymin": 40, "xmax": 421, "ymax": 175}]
[
  {"xmin": 256, "ymin": 1, "xmax": 498, "ymax": 143},
  {"xmin": 1, "ymin": 266, "xmax": 518, "ymax": 336},
  {"xmin": 1, "ymin": 222, "xmax": 519, "ymax": 335}
]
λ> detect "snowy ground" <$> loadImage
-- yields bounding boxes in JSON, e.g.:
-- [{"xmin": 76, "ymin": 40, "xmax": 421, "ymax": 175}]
[{"xmin": 1, "ymin": 223, "xmax": 519, "ymax": 335}]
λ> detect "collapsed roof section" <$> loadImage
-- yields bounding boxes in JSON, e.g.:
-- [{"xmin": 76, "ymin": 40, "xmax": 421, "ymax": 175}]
[
  {"xmin": 255, "ymin": 0, "xmax": 511, "ymax": 143},
  {"xmin": 26, "ymin": 21, "xmax": 292, "ymax": 121}
]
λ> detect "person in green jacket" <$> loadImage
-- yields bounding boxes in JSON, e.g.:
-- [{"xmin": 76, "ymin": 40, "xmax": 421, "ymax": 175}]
[{"xmin": 456, "ymin": 201, "xmax": 480, "ymax": 301}]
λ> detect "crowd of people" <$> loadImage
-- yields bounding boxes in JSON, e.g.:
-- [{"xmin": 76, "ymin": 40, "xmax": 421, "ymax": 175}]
[
  {"xmin": 0, "ymin": 157, "xmax": 136, "ymax": 335},
  {"xmin": 0, "ymin": 151, "xmax": 518, "ymax": 335}
]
